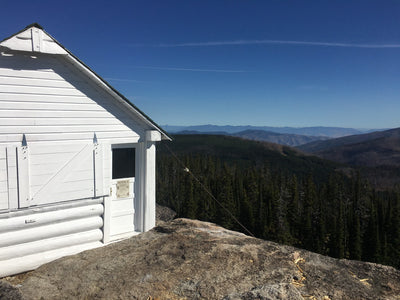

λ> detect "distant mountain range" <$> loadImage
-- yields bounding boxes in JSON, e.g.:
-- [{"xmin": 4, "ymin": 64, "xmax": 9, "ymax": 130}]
[
  {"xmin": 163, "ymin": 125, "xmax": 377, "ymax": 138},
  {"xmin": 298, "ymin": 127, "xmax": 400, "ymax": 167},
  {"xmin": 163, "ymin": 126, "xmax": 400, "ymax": 189},
  {"xmin": 176, "ymin": 129, "xmax": 329, "ymax": 147},
  {"xmin": 297, "ymin": 127, "xmax": 400, "ymax": 189}
]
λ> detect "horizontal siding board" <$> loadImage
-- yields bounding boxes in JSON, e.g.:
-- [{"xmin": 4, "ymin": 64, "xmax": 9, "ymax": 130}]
[
  {"xmin": 0, "ymin": 60, "xmax": 55, "ymax": 73},
  {"xmin": 0, "ymin": 68, "xmax": 67, "ymax": 81},
  {"xmin": 0, "ymin": 124, "xmax": 133, "ymax": 134},
  {"xmin": 0, "ymin": 53, "xmax": 63, "ymax": 69},
  {"xmin": 0, "ymin": 93, "xmax": 97, "ymax": 104},
  {"xmin": 0, "ymin": 76, "xmax": 76, "ymax": 89},
  {"xmin": 0, "ymin": 110, "xmax": 112, "ymax": 118},
  {"xmin": 0, "ymin": 101, "xmax": 103, "ymax": 111},
  {"xmin": 0, "ymin": 95, "xmax": 141, "ymax": 122},
  {"xmin": 29, "ymin": 143, "xmax": 89, "ymax": 155},
  {"xmin": 0, "ymin": 52, "xmax": 145, "ymax": 145},
  {"xmin": 0, "ymin": 131, "xmax": 139, "ymax": 143},
  {"xmin": 0, "ymin": 84, "xmax": 85, "ymax": 96},
  {"xmin": 0, "ymin": 96, "xmax": 144, "ymax": 129},
  {"xmin": 0, "ymin": 117, "xmax": 126, "ymax": 126}
]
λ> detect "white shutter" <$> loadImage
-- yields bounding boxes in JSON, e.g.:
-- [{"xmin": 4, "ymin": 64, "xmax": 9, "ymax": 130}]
[
  {"xmin": 0, "ymin": 147, "xmax": 19, "ymax": 210},
  {"xmin": 17, "ymin": 145, "xmax": 30, "ymax": 208},
  {"xmin": 27, "ymin": 143, "xmax": 106, "ymax": 207},
  {"xmin": 94, "ymin": 143, "xmax": 104, "ymax": 198},
  {"xmin": 0, "ymin": 147, "xmax": 8, "ymax": 210}
]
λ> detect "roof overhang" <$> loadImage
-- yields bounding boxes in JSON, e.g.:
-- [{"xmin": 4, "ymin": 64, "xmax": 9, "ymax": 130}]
[{"xmin": 0, "ymin": 23, "xmax": 171, "ymax": 141}]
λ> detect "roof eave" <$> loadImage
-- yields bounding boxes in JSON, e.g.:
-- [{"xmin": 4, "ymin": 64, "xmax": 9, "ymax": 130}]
[{"xmin": 0, "ymin": 23, "xmax": 172, "ymax": 141}]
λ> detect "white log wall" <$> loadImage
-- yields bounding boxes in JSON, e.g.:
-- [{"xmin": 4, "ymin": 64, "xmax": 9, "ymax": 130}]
[
  {"xmin": 0, "ymin": 52, "xmax": 150, "ymax": 146},
  {"xmin": 0, "ymin": 201, "xmax": 104, "ymax": 277}
]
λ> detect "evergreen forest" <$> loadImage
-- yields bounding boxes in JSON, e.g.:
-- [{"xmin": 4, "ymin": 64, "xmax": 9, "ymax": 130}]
[{"xmin": 156, "ymin": 135, "xmax": 400, "ymax": 269}]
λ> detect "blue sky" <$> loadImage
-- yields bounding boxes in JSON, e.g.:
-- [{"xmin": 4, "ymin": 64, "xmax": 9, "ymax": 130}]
[{"xmin": 2, "ymin": 0, "xmax": 400, "ymax": 129}]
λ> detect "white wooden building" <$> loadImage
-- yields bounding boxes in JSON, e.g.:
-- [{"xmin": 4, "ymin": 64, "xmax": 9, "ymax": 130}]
[{"xmin": 0, "ymin": 24, "xmax": 170, "ymax": 277}]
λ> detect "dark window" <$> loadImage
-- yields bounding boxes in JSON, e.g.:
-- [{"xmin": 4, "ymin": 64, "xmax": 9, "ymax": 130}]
[{"xmin": 112, "ymin": 147, "xmax": 135, "ymax": 179}]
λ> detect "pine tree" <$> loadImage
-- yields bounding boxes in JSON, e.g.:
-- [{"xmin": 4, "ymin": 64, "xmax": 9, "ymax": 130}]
[
  {"xmin": 362, "ymin": 192, "xmax": 381, "ymax": 263},
  {"xmin": 301, "ymin": 175, "xmax": 317, "ymax": 251},
  {"xmin": 388, "ymin": 192, "xmax": 400, "ymax": 268},
  {"xmin": 288, "ymin": 175, "xmax": 300, "ymax": 242},
  {"xmin": 216, "ymin": 164, "xmax": 236, "ymax": 229},
  {"xmin": 349, "ymin": 173, "xmax": 362, "ymax": 260}
]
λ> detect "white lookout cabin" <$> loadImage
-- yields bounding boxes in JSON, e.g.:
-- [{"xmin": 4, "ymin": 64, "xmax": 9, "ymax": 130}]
[{"xmin": 0, "ymin": 23, "xmax": 170, "ymax": 277}]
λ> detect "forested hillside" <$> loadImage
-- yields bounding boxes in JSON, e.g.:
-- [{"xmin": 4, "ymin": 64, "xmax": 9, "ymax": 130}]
[
  {"xmin": 174, "ymin": 129, "xmax": 330, "ymax": 146},
  {"xmin": 156, "ymin": 135, "xmax": 400, "ymax": 269},
  {"xmin": 298, "ymin": 127, "xmax": 400, "ymax": 190},
  {"xmin": 298, "ymin": 127, "xmax": 400, "ymax": 157}
]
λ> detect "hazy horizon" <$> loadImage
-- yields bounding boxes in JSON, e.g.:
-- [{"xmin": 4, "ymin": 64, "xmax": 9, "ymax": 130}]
[{"xmin": 162, "ymin": 124, "xmax": 392, "ymax": 130}]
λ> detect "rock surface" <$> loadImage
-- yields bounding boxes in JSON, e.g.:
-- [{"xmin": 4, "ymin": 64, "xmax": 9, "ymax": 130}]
[
  {"xmin": 156, "ymin": 203, "xmax": 177, "ymax": 224},
  {"xmin": 2, "ymin": 218, "xmax": 400, "ymax": 299}
]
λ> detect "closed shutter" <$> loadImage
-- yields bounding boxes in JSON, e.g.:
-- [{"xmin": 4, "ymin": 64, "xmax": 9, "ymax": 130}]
[
  {"xmin": 0, "ymin": 147, "xmax": 8, "ymax": 210},
  {"xmin": 25, "ymin": 143, "xmax": 106, "ymax": 207},
  {"xmin": 0, "ymin": 147, "xmax": 18, "ymax": 211}
]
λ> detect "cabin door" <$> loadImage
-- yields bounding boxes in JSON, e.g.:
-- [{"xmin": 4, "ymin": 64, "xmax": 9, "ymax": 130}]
[{"xmin": 109, "ymin": 145, "xmax": 136, "ymax": 237}]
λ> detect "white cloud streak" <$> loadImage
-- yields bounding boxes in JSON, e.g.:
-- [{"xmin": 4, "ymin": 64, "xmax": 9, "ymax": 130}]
[
  {"xmin": 137, "ymin": 66, "xmax": 247, "ymax": 73},
  {"xmin": 104, "ymin": 77, "xmax": 148, "ymax": 83},
  {"xmin": 157, "ymin": 39, "xmax": 400, "ymax": 48}
]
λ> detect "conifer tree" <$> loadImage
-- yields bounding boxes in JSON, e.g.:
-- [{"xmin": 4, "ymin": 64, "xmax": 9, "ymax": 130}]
[
  {"xmin": 216, "ymin": 165, "xmax": 236, "ymax": 229},
  {"xmin": 363, "ymin": 199, "xmax": 379, "ymax": 261},
  {"xmin": 288, "ymin": 174, "xmax": 300, "ymax": 241},
  {"xmin": 301, "ymin": 175, "xmax": 317, "ymax": 251}
]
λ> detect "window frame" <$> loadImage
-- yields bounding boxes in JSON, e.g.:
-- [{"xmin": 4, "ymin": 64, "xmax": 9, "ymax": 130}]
[{"xmin": 111, "ymin": 144, "xmax": 136, "ymax": 180}]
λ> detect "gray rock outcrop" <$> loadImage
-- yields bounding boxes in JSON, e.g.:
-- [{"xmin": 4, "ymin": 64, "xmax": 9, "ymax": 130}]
[{"xmin": 1, "ymin": 218, "xmax": 400, "ymax": 299}]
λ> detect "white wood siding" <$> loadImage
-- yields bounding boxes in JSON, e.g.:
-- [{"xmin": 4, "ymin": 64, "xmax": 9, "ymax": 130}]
[{"xmin": 0, "ymin": 52, "xmax": 147, "ymax": 145}]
